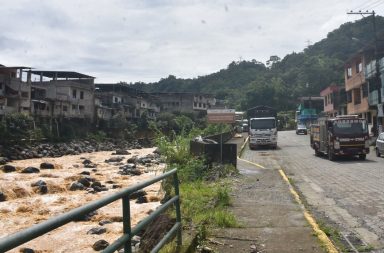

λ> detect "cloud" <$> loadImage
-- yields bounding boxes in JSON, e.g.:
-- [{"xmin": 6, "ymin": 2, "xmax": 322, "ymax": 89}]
[{"xmin": 0, "ymin": 0, "xmax": 378, "ymax": 82}]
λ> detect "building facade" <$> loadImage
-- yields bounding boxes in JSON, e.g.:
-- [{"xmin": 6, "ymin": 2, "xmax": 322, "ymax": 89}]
[
  {"xmin": 0, "ymin": 65, "xmax": 32, "ymax": 117},
  {"xmin": 29, "ymin": 71, "xmax": 95, "ymax": 121},
  {"xmin": 296, "ymin": 96, "xmax": 324, "ymax": 127},
  {"xmin": 95, "ymin": 83, "xmax": 160, "ymax": 121},
  {"xmin": 320, "ymin": 84, "xmax": 347, "ymax": 117},
  {"xmin": 153, "ymin": 92, "xmax": 216, "ymax": 113},
  {"xmin": 365, "ymin": 54, "xmax": 384, "ymax": 134},
  {"xmin": 1, "ymin": 64, "xmax": 219, "ymax": 126},
  {"xmin": 344, "ymin": 50, "xmax": 379, "ymax": 134}
]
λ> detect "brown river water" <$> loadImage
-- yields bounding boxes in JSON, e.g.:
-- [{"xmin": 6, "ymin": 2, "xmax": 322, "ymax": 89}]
[{"xmin": 0, "ymin": 148, "xmax": 165, "ymax": 252}]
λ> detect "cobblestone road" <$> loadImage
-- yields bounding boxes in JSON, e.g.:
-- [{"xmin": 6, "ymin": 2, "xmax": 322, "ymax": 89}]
[{"xmin": 243, "ymin": 130, "xmax": 384, "ymax": 251}]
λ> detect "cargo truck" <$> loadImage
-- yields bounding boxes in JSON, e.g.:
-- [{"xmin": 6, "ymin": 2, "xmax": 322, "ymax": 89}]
[
  {"xmin": 247, "ymin": 106, "xmax": 278, "ymax": 149},
  {"xmin": 310, "ymin": 115, "xmax": 370, "ymax": 160}
]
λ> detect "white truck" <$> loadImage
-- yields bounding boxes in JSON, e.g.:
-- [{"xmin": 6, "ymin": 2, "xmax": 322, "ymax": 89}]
[{"xmin": 247, "ymin": 106, "xmax": 278, "ymax": 149}]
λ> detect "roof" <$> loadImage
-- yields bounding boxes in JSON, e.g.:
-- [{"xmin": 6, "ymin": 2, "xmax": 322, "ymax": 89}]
[
  {"xmin": 95, "ymin": 83, "xmax": 141, "ymax": 93},
  {"xmin": 298, "ymin": 96, "xmax": 324, "ymax": 101},
  {"xmin": 0, "ymin": 66, "xmax": 32, "ymax": 70},
  {"xmin": 27, "ymin": 70, "xmax": 94, "ymax": 79},
  {"xmin": 151, "ymin": 92, "xmax": 214, "ymax": 96},
  {"xmin": 320, "ymin": 84, "xmax": 341, "ymax": 96}
]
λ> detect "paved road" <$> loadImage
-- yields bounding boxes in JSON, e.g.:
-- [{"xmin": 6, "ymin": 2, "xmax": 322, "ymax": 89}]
[
  {"xmin": 211, "ymin": 134, "xmax": 325, "ymax": 253},
  {"xmin": 242, "ymin": 130, "xmax": 384, "ymax": 251}
]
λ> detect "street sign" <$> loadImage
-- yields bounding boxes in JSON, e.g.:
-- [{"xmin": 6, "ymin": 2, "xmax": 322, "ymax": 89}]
[{"xmin": 207, "ymin": 109, "xmax": 236, "ymax": 123}]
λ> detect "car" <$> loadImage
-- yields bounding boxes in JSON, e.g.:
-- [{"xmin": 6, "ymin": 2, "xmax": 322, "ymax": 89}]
[
  {"xmin": 242, "ymin": 123, "xmax": 249, "ymax": 132},
  {"xmin": 375, "ymin": 132, "xmax": 384, "ymax": 157},
  {"xmin": 296, "ymin": 124, "xmax": 308, "ymax": 135}
]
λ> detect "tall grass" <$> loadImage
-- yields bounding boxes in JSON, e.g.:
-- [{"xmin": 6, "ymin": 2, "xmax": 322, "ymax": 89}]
[{"xmin": 155, "ymin": 126, "xmax": 240, "ymax": 252}]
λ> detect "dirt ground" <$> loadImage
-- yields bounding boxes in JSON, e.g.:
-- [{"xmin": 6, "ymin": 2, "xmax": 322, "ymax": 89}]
[{"xmin": 0, "ymin": 148, "xmax": 165, "ymax": 253}]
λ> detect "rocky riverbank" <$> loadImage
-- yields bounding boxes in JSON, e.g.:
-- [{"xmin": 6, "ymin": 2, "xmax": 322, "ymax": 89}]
[{"xmin": 0, "ymin": 138, "xmax": 152, "ymax": 162}]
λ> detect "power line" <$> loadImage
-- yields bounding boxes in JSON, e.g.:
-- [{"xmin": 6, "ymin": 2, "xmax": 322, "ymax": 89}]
[
  {"xmin": 367, "ymin": 0, "xmax": 384, "ymax": 10},
  {"xmin": 360, "ymin": 0, "xmax": 382, "ymax": 11},
  {"xmin": 351, "ymin": 0, "xmax": 377, "ymax": 11}
]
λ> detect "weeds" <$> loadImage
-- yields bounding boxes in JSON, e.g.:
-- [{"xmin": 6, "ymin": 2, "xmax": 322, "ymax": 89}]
[
  {"xmin": 357, "ymin": 245, "xmax": 374, "ymax": 252},
  {"xmin": 317, "ymin": 220, "xmax": 347, "ymax": 252},
  {"xmin": 154, "ymin": 124, "xmax": 239, "ymax": 251}
]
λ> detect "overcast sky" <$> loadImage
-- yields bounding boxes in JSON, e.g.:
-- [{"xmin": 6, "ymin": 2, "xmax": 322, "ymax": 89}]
[{"xmin": 1, "ymin": 0, "xmax": 384, "ymax": 83}]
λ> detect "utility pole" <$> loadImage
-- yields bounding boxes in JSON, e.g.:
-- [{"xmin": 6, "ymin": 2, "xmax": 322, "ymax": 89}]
[
  {"xmin": 348, "ymin": 10, "xmax": 382, "ymax": 135},
  {"xmin": 306, "ymin": 82, "xmax": 312, "ymax": 125}
]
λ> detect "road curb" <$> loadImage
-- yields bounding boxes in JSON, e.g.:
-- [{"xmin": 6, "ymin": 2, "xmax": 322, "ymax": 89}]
[
  {"xmin": 238, "ymin": 136, "xmax": 249, "ymax": 158},
  {"xmin": 278, "ymin": 169, "xmax": 339, "ymax": 253}
]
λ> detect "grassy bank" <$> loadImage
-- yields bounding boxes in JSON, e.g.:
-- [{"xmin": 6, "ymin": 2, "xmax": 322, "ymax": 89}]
[{"xmin": 152, "ymin": 125, "xmax": 239, "ymax": 252}]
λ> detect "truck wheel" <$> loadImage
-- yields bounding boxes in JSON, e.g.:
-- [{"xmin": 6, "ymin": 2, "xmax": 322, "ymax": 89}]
[
  {"xmin": 376, "ymin": 148, "xmax": 381, "ymax": 157},
  {"xmin": 328, "ymin": 148, "xmax": 335, "ymax": 161},
  {"xmin": 359, "ymin": 154, "xmax": 366, "ymax": 160}
]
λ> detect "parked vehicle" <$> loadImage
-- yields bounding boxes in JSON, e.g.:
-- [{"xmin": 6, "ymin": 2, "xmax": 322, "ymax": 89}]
[
  {"xmin": 296, "ymin": 124, "xmax": 308, "ymax": 135},
  {"xmin": 310, "ymin": 115, "xmax": 369, "ymax": 160},
  {"xmin": 376, "ymin": 132, "xmax": 384, "ymax": 157},
  {"xmin": 235, "ymin": 120, "xmax": 243, "ymax": 133},
  {"xmin": 242, "ymin": 119, "xmax": 249, "ymax": 132},
  {"xmin": 247, "ymin": 106, "xmax": 277, "ymax": 149}
]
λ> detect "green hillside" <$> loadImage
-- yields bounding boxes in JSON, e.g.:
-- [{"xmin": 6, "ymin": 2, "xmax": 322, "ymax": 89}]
[{"xmin": 132, "ymin": 16, "xmax": 384, "ymax": 111}]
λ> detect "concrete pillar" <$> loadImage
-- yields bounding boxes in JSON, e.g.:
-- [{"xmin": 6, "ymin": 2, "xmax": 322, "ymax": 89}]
[
  {"xmin": 27, "ymin": 71, "xmax": 31, "ymax": 84},
  {"xmin": 19, "ymin": 68, "xmax": 23, "ymax": 81}
]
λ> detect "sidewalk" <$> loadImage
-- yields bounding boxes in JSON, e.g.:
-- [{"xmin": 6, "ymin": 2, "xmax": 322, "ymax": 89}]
[{"xmin": 207, "ymin": 135, "xmax": 327, "ymax": 252}]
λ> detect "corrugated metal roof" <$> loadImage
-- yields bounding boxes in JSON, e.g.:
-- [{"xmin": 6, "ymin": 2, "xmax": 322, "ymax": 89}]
[
  {"xmin": 28, "ymin": 70, "xmax": 94, "ymax": 79},
  {"xmin": 0, "ymin": 66, "xmax": 32, "ymax": 69}
]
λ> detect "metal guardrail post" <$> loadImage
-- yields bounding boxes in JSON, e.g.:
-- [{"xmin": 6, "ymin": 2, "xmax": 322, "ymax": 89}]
[
  {"xmin": 122, "ymin": 196, "xmax": 132, "ymax": 253},
  {"xmin": 173, "ymin": 172, "xmax": 182, "ymax": 247}
]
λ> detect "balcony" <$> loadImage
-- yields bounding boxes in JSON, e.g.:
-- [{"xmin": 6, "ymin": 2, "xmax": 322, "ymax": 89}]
[
  {"xmin": 368, "ymin": 90, "xmax": 379, "ymax": 105},
  {"xmin": 365, "ymin": 60, "xmax": 376, "ymax": 79},
  {"xmin": 365, "ymin": 58, "xmax": 384, "ymax": 79}
]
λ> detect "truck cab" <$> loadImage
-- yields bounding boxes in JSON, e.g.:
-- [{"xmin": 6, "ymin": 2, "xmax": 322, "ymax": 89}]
[
  {"xmin": 247, "ymin": 106, "xmax": 278, "ymax": 150},
  {"xmin": 249, "ymin": 117, "xmax": 278, "ymax": 149},
  {"xmin": 310, "ymin": 115, "xmax": 369, "ymax": 160}
]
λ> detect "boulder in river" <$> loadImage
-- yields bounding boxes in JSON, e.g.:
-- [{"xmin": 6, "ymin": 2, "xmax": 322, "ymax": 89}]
[
  {"xmin": 92, "ymin": 240, "xmax": 109, "ymax": 251},
  {"xmin": 2, "ymin": 164, "xmax": 16, "ymax": 173},
  {"xmin": 69, "ymin": 182, "xmax": 85, "ymax": 191},
  {"xmin": 21, "ymin": 167, "xmax": 40, "ymax": 173},
  {"xmin": 40, "ymin": 162, "xmax": 55, "ymax": 169}
]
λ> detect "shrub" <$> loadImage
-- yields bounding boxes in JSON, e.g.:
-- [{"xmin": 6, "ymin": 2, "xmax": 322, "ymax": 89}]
[{"xmin": 87, "ymin": 131, "xmax": 107, "ymax": 142}]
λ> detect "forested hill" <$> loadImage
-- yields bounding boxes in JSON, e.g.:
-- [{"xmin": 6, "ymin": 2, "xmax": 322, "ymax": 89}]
[{"xmin": 132, "ymin": 16, "xmax": 384, "ymax": 111}]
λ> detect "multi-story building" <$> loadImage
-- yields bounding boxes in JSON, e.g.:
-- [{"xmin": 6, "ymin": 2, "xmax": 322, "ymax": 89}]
[
  {"xmin": 320, "ymin": 84, "xmax": 347, "ymax": 117},
  {"xmin": 364, "ymin": 52, "xmax": 384, "ymax": 134},
  {"xmin": 0, "ymin": 65, "xmax": 32, "ymax": 117},
  {"xmin": 296, "ymin": 96, "xmax": 324, "ymax": 126},
  {"xmin": 344, "ymin": 50, "xmax": 376, "ymax": 134},
  {"xmin": 95, "ymin": 83, "xmax": 160, "ymax": 121},
  {"xmin": 2, "ymin": 64, "xmax": 218, "ymax": 125},
  {"xmin": 28, "ymin": 71, "xmax": 95, "ymax": 121},
  {"xmin": 153, "ymin": 92, "xmax": 216, "ymax": 113}
]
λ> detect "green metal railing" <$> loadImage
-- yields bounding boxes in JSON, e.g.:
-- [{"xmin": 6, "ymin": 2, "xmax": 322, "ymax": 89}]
[{"xmin": 0, "ymin": 169, "xmax": 182, "ymax": 253}]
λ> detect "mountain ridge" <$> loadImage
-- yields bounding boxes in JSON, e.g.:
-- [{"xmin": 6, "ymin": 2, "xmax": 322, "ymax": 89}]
[{"xmin": 132, "ymin": 15, "xmax": 384, "ymax": 111}]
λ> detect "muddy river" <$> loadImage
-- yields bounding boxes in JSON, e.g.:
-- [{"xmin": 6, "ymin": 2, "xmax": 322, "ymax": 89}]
[{"xmin": 0, "ymin": 148, "xmax": 165, "ymax": 252}]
